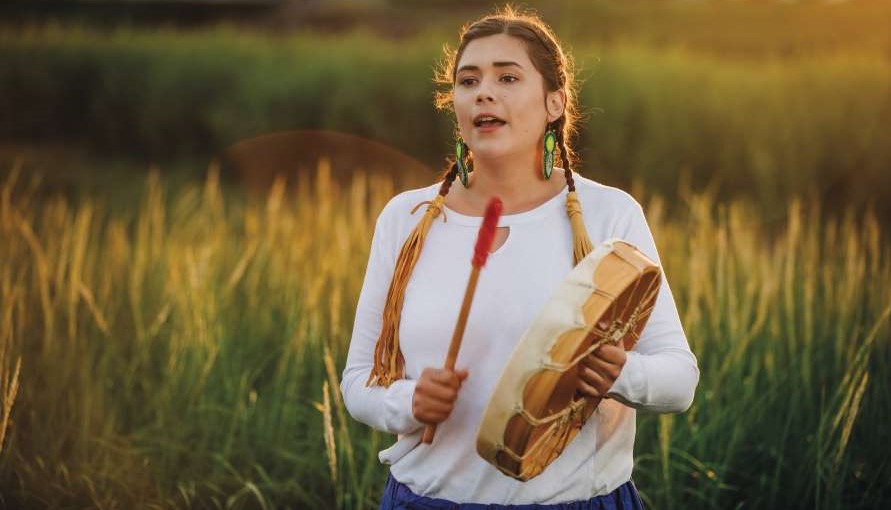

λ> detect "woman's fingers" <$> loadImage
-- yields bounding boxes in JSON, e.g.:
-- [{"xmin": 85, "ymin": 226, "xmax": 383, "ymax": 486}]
[
  {"xmin": 593, "ymin": 344, "xmax": 626, "ymax": 365},
  {"xmin": 577, "ymin": 375, "xmax": 602, "ymax": 399},
  {"xmin": 418, "ymin": 369, "xmax": 465, "ymax": 399},
  {"xmin": 413, "ymin": 367, "xmax": 468, "ymax": 424},
  {"xmin": 577, "ymin": 344, "xmax": 627, "ymax": 397},
  {"xmin": 413, "ymin": 391, "xmax": 455, "ymax": 423},
  {"xmin": 583, "ymin": 354, "xmax": 621, "ymax": 380},
  {"xmin": 418, "ymin": 398, "xmax": 454, "ymax": 417},
  {"xmin": 427, "ymin": 368, "xmax": 466, "ymax": 388},
  {"xmin": 577, "ymin": 364, "xmax": 609, "ymax": 397}
]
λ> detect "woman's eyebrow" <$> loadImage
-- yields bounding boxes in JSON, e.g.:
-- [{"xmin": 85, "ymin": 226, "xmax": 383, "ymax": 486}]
[{"xmin": 456, "ymin": 61, "xmax": 524, "ymax": 74}]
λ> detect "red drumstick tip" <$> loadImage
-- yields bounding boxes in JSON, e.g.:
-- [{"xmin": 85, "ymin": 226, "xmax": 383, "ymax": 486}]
[{"xmin": 472, "ymin": 197, "xmax": 504, "ymax": 268}]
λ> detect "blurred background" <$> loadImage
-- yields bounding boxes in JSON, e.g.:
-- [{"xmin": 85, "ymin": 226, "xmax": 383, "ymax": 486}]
[
  {"xmin": 2, "ymin": 0, "xmax": 890, "ymax": 218},
  {"xmin": 1, "ymin": 1, "xmax": 890, "ymax": 508}
]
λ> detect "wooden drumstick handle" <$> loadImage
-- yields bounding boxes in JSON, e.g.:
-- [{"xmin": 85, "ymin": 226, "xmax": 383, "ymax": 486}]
[
  {"xmin": 421, "ymin": 269, "xmax": 480, "ymax": 443},
  {"xmin": 422, "ymin": 197, "xmax": 503, "ymax": 444}
]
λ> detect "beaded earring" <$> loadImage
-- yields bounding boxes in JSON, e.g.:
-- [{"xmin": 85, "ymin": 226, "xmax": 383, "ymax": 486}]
[
  {"xmin": 455, "ymin": 139, "xmax": 470, "ymax": 187},
  {"xmin": 543, "ymin": 125, "xmax": 557, "ymax": 180}
]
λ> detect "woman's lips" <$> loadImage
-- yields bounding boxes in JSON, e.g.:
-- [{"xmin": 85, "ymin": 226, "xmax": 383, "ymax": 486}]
[
  {"xmin": 473, "ymin": 118, "xmax": 507, "ymax": 133},
  {"xmin": 473, "ymin": 114, "xmax": 507, "ymax": 133},
  {"xmin": 475, "ymin": 121, "xmax": 506, "ymax": 133}
]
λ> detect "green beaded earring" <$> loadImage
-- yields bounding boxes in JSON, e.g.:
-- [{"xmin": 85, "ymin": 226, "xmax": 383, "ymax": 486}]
[
  {"xmin": 455, "ymin": 139, "xmax": 470, "ymax": 187},
  {"xmin": 543, "ymin": 126, "xmax": 557, "ymax": 180}
]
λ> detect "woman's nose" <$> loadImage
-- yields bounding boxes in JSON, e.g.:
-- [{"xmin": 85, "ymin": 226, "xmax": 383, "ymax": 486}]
[
  {"xmin": 476, "ymin": 91, "xmax": 494, "ymax": 103},
  {"xmin": 476, "ymin": 79, "xmax": 495, "ymax": 103}
]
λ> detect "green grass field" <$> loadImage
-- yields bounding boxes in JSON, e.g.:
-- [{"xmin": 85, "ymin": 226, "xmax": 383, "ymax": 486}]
[{"xmin": 0, "ymin": 162, "xmax": 888, "ymax": 508}]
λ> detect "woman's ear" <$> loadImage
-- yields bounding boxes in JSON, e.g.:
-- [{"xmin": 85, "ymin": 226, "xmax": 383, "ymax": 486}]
[{"xmin": 546, "ymin": 90, "xmax": 566, "ymax": 123}]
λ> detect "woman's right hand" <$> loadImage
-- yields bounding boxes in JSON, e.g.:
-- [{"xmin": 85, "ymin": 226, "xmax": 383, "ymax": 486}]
[{"xmin": 412, "ymin": 367, "xmax": 469, "ymax": 425}]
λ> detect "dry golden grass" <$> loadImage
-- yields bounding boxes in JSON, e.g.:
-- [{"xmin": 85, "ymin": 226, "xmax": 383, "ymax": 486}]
[{"xmin": 0, "ymin": 160, "xmax": 888, "ymax": 508}]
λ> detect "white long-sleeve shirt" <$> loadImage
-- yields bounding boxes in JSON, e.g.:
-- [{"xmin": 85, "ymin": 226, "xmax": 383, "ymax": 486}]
[{"xmin": 341, "ymin": 174, "xmax": 699, "ymax": 504}]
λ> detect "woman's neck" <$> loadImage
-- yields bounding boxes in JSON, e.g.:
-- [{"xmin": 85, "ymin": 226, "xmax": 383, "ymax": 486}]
[{"xmin": 451, "ymin": 153, "xmax": 566, "ymax": 216}]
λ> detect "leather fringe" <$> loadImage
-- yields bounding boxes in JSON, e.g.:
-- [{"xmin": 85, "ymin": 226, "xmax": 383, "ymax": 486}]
[
  {"xmin": 366, "ymin": 195, "xmax": 446, "ymax": 387},
  {"xmin": 566, "ymin": 191, "xmax": 593, "ymax": 265}
]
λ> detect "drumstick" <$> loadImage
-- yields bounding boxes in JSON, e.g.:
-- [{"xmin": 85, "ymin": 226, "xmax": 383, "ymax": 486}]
[{"xmin": 422, "ymin": 196, "xmax": 503, "ymax": 444}]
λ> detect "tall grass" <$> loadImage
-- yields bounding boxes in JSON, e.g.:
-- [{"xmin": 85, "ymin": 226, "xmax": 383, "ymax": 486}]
[
  {"xmin": 0, "ymin": 162, "xmax": 888, "ymax": 508},
  {"xmin": 629, "ymin": 185, "xmax": 891, "ymax": 509}
]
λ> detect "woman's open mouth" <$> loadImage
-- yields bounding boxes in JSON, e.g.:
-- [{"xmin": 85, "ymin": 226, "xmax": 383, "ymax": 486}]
[{"xmin": 473, "ymin": 114, "xmax": 507, "ymax": 132}]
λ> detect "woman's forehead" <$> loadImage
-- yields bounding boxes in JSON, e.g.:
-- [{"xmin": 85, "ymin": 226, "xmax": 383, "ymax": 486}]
[{"xmin": 456, "ymin": 34, "xmax": 535, "ymax": 71}]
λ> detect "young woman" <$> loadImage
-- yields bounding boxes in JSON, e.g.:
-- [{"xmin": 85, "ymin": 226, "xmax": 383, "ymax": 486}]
[{"xmin": 341, "ymin": 6, "xmax": 699, "ymax": 508}]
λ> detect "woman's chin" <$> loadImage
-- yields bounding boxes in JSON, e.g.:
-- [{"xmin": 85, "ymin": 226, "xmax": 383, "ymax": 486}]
[{"xmin": 468, "ymin": 145, "xmax": 513, "ymax": 163}]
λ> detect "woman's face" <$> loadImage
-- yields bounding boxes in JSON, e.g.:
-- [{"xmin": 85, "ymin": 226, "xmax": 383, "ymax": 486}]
[{"xmin": 453, "ymin": 33, "xmax": 564, "ymax": 165}]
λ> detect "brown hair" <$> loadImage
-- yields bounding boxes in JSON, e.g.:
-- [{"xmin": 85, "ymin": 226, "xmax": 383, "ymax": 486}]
[
  {"xmin": 434, "ymin": 4, "xmax": 581, "ymax": 174},
  {"xmin": 366, "ymin": 5, "xmax": 592, "ymax": 388}
]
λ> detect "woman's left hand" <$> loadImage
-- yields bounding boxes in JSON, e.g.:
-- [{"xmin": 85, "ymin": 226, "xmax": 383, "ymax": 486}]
[{"xmin": 577, "ymin": 344, "xmax": 627, "ymax": 398}]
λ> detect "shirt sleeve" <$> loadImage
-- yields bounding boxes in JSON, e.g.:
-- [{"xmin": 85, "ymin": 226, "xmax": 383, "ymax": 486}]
[
  {"xmin": 340, "ymin": 206, "xmax": 426, "ymax": 435},
  {"xmin": 605, "ymin": 198, "xmax": 700, "ymax": 413}
]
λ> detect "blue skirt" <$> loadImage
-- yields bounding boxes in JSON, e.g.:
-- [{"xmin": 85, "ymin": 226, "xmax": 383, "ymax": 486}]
[{"xmin": 379, "ymin": 474, "xmax": 646, "ymax": 509}]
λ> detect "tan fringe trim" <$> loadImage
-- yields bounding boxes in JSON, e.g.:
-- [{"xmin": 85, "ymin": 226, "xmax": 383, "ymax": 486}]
[
  {"xmin": 566, "ymin": 191, "xmax": 593, "ymax": 265},
  {"xmin": 366, "ymin": 194, "xmax": 446, "ymax": 387}
]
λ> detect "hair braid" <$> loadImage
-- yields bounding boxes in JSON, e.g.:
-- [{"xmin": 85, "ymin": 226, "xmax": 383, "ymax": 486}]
[
  {"xmin": 551, "ymin": 117, "xmax": 576, "ymax": 193},
  {"xmin": 438, "ymin": 161, "xmax": 461, "ymax": 196}
]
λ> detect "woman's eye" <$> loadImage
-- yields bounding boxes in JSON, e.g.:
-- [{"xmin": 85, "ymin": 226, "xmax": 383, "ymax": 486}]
[
  {"xmin": 501, "ymin": 75, "xmax": 518, "ymax": 83},
  {"xmin": 458, "ymin": 77, "xmax": 477, "ymax": 86}
]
